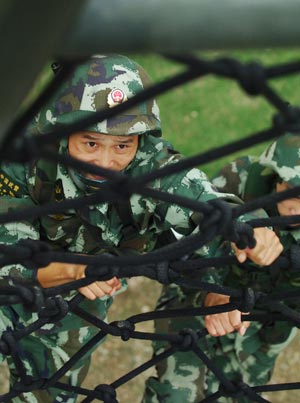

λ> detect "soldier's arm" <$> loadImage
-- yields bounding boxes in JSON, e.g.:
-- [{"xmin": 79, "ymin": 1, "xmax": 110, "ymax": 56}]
[
  {"xmin": 0, "ymin": 162, "xmax": 122, "ymax": 298},
  {"xmin": 0, "ymin": 162, "xmax": 42, "ymax": 284},
  {"xmin": 37, "ymin": 262, "xmax": 121, "ymax": 300},
  {"xmin": 158, "ymin": 162, "xmax": 283, "ymax": 267}
]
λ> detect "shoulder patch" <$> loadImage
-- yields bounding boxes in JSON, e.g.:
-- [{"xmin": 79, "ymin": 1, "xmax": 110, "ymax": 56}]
[
  {"xmin": 54, "ymin": 179, "xmax": 65, "ymax": 202},
  {"xmin": 0, "ymin": 171, "xmax": 22, "ymax": 197}
]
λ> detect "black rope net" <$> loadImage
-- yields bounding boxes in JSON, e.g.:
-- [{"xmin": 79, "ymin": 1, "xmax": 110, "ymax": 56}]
[{"xmin": 1, "ymin": 54, "xmax": 300, "ymax": 403}]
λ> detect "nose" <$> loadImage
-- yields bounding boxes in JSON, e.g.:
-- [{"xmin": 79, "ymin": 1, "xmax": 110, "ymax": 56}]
[
  {"xmin": 93, "ymin": 150, "xmax": 114, "ymax": 169},
  {"xmin": 289, "ymin": 206, "xmax": 300, "ymax": 216}
]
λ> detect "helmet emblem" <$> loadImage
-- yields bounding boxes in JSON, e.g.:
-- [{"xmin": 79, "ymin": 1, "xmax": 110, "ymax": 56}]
[{"xmin": 107, "ymin": 88, "xmax": 127, "ymax": 107}]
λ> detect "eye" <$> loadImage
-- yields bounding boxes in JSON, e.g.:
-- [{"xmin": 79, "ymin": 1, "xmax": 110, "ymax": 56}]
[
  {"xmin": 86, "ymin": 141, "xmax": 97, "ymax": 148},
  {"xmin": 116, "ymin": 144, "xmax": 128, "ymax": 150}
]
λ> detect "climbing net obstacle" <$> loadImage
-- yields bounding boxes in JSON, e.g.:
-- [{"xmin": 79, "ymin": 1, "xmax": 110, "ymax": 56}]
[{"xmin": 1, "ymin": 2, "xmax": 300, "ymax": 402}]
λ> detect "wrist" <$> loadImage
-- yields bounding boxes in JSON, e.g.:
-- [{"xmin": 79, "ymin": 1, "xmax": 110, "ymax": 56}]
[{"xmin": 37, "ymin": 262, "xmax": 86, "ymax": 288}]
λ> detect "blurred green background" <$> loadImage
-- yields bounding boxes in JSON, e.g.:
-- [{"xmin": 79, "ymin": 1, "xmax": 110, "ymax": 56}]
[{"xmin": 132, "ymin": 49, "xmax": 300, "ymax": 177}]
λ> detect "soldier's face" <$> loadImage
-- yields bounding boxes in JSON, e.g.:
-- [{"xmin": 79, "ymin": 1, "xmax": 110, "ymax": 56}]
[
  {"xmin": 276, "ymin": 181, "xmax": 300, "ymax": 226},
  {"xmin": 68, "ymin": 131, "xmax": 139, "ymax": 180}
]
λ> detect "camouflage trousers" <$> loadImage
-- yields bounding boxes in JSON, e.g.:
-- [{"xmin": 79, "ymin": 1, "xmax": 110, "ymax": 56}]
[
  {"xmin": 142, "ymin": 284, "xmax": 297, "ymax": 403},
  {"xmin": 0, "ymin": 295, "xmax": 114, "ymax": 403}
]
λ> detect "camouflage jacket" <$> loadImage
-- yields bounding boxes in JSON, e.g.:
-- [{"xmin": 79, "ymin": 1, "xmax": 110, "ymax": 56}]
[{"xmin": 0, "ymin": 134, "xmax": 241, "ymax": 287}]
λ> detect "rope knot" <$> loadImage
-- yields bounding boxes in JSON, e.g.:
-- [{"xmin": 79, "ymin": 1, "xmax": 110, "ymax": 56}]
[
  {"xmin": 237, "ymin": 61, "xmax": 266, "ymax": 96},
  {"xmin": 156, "ymin": 261, "xmax": 173, "ymax": 285},
  {"xmin": 85, "ymin": 254, "xmax": 118, "ymax": 281},
  {"xmin": 16, "ymin": 284, "xmax": 45, "ymax": 312},
  {"xmin": 85, "ymin": 264, "xmax": 110, "ymax": 281},
  {"xmin": 231, "ymin": 288, "xmax": 256, "ymax": 312},
  {"xmin": 177, "ymin": 328, "xmax": 198, "ymax": 351},
  {"xmin": 38, "ymin": 295, "xmax": 69, "ymax": 321},
  {"xmin": 17, "ymin": 239, "xmax": 52, "ymax": 267},
  {"xmin": 0, "ymin": 331, "xmax": 15, "ymax": 355},
  {"xmin": 200, "ymin": 199, "xmax": 232, "ymax": 235},
  {"xmin": 113, "ymin": 320, "xmax": 135, "ymax": 341},
  {"xmin": 95, "ymin": 384, "xmax": 117, "ymax": 403},
  {"xmin": 107, "ymin": 174, "xmax": 133, "ymax": 201},
  {"xmin": 0, "ymin": 330, "xmax": 10, "ymax": 355},
  {"xmin": 289, "ymin": 244, "xmax": 300, "ymax": 273},
  {"xmin": 273, "ymin": 106, "xmax": 300, "ymax": 133},
  {"xmin": 217, "ymin": 58, "xmax": 266, "ymax": 96},
  {"xmin": 219, "ymin": 380, "xmax": 253, "ymax": 399},
  {"xmin": 11, "ymin": 377, "xmax": 46, "ymax": 393},
  {"xmin": 0, "ymin": 339, "xmax": 9, "ymax": 355},
  {"xmin": 229, "ymin": 221, "xmax": 256, "ymax": 250}
]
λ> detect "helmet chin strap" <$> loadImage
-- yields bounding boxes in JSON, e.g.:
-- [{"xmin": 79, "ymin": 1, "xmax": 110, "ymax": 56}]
[{"xmin": 68, "ymin": 167, "xmax": 107, "ymax": 194}]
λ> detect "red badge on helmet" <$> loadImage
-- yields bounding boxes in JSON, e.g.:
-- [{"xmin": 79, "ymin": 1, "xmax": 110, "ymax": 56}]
[{"xmin": 107, "ymin": 88, "xmax": 127, "ymax": 108}]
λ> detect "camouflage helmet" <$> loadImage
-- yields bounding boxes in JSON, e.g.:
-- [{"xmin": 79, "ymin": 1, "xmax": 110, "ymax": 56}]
[
  {"xmin": 30, "ymin": 54, "xmax": 161, "ymax": 137},
  {"xmin": 259, "ymin": 133, "xmax": 300, "ymax": 187}
]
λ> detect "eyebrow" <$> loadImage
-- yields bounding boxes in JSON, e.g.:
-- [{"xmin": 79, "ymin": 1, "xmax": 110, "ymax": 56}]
[{"xmin": 82, "ymin": 134, "xmax": 135, "ymax": 143}]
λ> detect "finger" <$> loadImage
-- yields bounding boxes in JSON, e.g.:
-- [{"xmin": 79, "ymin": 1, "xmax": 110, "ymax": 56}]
[
  {"xmin": 238, "ymin": 321, "xmax": 251, "ymax": 336},
  {"xmin": 108, "ymin": 287, "xmax": 118, "ymax": 296},
  {"xmin": 106, "ymin": 277, "xmax": 118, "ymax": 286},
  {"xmin": 217, "ymin": 312, "xmax": 236, "ymax": 334},
  {"xmin": 96, "ymin": 281, "xmax": 114, "ymax": 293},
  {"xmin": 251, "ymin": 229, "xmax": 283, "ymax": 265},
  {"xmin": 228, "ymin": 310, "xmax": 242, "ymax": 329},
  {"xmin": 245, "ymin": 242, "xmax": 271, "ymax": 265},
  {"xmin": 209, "ymin": 316, "xmax": 229, "ymax": 336},
  {"xmin": 262, "ymin": 242, "xmax": 283, "ymax": 265},
  {"xmin": 243, "ymin": 320, "xmax": 251, "ymax": 329},
  {"xmin": 106, "ymin": 277, "xmax": 121, "ymax": 291},
  {"xmin": 88, "ymin": 282, "xmax": 109, "ymax": 298},
  {"xmin": 232, "ymin": 243, "xmax": 248, "ymax": 263},
  {"xmin": 219, "ymin": 320, "xmax": 235, "ymax": 335},
  {"xmin": 235, "ymin": 250, "xmax": 247, "ymax": 263},
  {"xmin": 238, "ymin": 313, "xmax": 251, "ymax": 335},
  {"xmin": 111, "ymin": 277, "xmax": 122, "ymax": 289},
  {"xmin": 205, "ymin": 316, "xmax": 219, "ymax": 337},
  {"xmin": 78, "ymin": 286, "xmax": 98, "ymax": 300},
  {"xmin": 248, "ymin": 242, "xmax": 282, "ymax": 266},
  {"xmin": 238, "ymin": 325, "xmax": 247, "ymax": 336}
]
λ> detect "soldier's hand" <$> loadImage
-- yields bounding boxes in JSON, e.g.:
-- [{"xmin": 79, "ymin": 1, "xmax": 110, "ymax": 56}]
[
  {"xmin": 204, "ymin": 293, "xmax": 250, "ymax": 337},
  {"xmin": 232, "ymin": 227, "xmax": 283, "ymax": 266},
  {"xmin": 78, "ymin": 276, "xmax": 121, "ymax": 300},
  {"xmin": 37, "ymin": 262, "xmax": 121, "ymax": 300}
]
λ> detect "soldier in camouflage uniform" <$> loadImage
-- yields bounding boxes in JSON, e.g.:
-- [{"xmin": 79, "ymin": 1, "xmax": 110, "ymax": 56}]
[
  {"xmin": 0, "ymin": 54, "xmax": 282, "ymax": 403},
  {"xmin": 204, "ymin": 133, "xmax": 300, "ymax": 399},
  {"xmin": 143, "ymin": 133, "xmax": 300, "ymax": 403}
]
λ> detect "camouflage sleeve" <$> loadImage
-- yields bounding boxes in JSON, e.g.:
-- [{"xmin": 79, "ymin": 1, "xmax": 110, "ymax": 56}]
[
  {"xmin": 0, "ymin": 162, "xmax": 40, "ymax": 284},
  {"xmin": 155, "ymin": 165, "xmax": 238, "ymax": 288},
  {"xmin": 157, "ymin": 165, "xmax": 243, "ymax": 238},
  {"xmin": 156, "ymin": 162, "xmax": 268, "ymax": 288},
  {"xmin": 211, "ymin": 156, "xmax": 257, "ymax": 199}
]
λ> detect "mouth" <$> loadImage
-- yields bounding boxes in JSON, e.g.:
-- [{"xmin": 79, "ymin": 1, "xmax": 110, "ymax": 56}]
[
  {"xmin": 91, "ymin": 175, "xmax": 106, "ymax": 181},
  {"xmin": 287, "ymin": 222, "xmax": 300, "ymax": 227},
  {"xmin": 85, "ymin": 173, "xmax": 106, "ymax": 181}
]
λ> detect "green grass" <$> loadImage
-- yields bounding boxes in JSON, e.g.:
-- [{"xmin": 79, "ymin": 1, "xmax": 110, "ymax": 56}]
[{"xmin": 130, "ymin": 49, "xmax": 300, "ymax": 176}]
